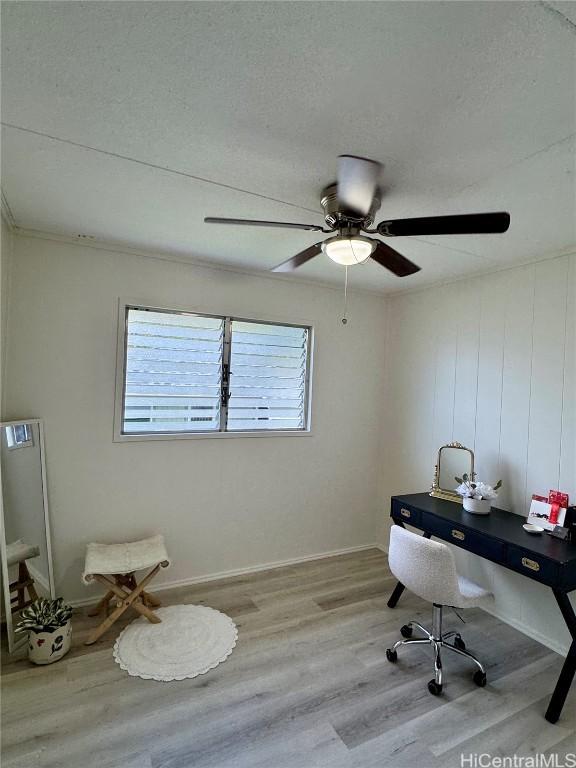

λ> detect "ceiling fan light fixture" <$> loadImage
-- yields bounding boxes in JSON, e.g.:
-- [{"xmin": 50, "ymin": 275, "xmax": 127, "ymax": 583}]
[{"xmin": 322, "ymin": 235, "xmax": 375, "ymax": 266}]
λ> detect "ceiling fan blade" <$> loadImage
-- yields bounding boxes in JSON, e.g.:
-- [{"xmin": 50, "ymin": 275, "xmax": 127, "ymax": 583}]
[
  {"xmin": 337, "ymin": 155, "xmax": 382, "ymax": 216},
  {"xmin": 271, "ymin": 242, "xmax": 323, "ymax": 272},
  {"xmin": 370, "ymin": 241, "xmax": 421, "ymax": 277},
  {"xmin": 204, "ymin": 217, "xmax": 326, "ymax": 232},
  {"xmin": 377, "ymin": 212, "xmax": 510, "ymax": 237}
]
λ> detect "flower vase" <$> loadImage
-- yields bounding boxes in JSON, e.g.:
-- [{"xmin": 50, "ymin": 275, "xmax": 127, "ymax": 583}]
[
  {"xmin": 463, "ymin": 497, "xmax": 491, "ymax": 516},
  {"xmin": 28, "ymin": 620, "xmax": 72, "ymax": 665}
]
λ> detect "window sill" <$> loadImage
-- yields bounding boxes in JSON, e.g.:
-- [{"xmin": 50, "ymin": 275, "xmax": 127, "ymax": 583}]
[{"xmin": 113, "ymin": 429, "xmax": 313, "ymax": 443}]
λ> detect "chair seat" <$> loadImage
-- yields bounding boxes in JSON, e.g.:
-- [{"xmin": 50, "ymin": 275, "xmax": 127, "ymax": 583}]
[
  {"xmin": 455, "ymin": 574, "xmax": 491, "ymax": 608},
  {"xmin": 6, "ymin": 539, "xmax": 40, "ymax": 567},
  {"xmin": 82, "ymin": 534, "xmax": 170, "ymax": 583}
]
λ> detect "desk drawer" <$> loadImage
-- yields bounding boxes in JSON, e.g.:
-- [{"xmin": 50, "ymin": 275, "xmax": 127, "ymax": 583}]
[
  {"xmin": 421, "ymin": 513, "xmax": 505, "ymax": 562},
  {"xmin": 506, "ymin": 545, "xmax": 559, "ymax": 586},
  {"xmin": 391, "ymin": 500, "xmax": 421, "ymax": 527}
]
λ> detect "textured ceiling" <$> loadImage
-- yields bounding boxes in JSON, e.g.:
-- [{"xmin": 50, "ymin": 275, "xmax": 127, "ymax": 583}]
[{"xmin": 1, "ymin": 1, "xmax": 575, "ymax": 293}]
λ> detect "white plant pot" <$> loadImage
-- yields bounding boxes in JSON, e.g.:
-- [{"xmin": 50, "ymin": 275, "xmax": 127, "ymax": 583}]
[
  {"xmin": 28, "ymin": 620, "xmax": 72, "ymax": 665},
  {"xmin": 463, "ymin": 497, "xmax": 491, "ymax": 515}
]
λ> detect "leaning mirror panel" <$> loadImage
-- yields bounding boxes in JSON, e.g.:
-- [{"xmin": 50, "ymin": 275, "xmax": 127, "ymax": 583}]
[{"xmin": 0, "ymin": 420, "xmax": 55, "ymax": 653}]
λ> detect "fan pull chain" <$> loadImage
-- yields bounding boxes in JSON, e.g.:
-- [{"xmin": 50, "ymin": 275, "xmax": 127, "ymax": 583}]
[{"xmin": 341, "ymin": 266, "xmax": 349, "ymax": 325}]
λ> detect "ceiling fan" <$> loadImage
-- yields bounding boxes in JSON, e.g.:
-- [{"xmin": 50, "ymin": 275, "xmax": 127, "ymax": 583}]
[{"xmin": 205, "ymin": 155, "xmax": 510, "ymax": 277}]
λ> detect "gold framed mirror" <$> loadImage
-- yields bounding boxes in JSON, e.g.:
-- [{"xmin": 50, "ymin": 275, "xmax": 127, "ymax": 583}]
[{"xmin": 430, "ymin": 442, "xmax": 475, "ymax": 503}]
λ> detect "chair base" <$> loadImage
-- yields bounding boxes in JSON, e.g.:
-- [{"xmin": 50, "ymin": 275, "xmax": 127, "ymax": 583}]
[{"xmin": 386, "ymin": 604, "xmax": 486, "ymax": 694}]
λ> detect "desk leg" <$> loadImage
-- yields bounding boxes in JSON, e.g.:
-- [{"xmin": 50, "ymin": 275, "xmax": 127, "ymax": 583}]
[
  {"xmin": 387, "ymin": 581, "xmax": 406, "ymax": 609},
  {"xmin": 386, "ymin": 525, "xmax": 431, "ymax": 609},
  {"xmin": 545, "ymin": 590, "xmax": 576, "ymax": 724}
]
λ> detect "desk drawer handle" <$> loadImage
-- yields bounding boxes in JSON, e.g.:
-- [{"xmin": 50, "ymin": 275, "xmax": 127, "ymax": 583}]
[
  {"xmin": 400, "ymin": 508, "xmax": 411, "ymax": 519},
  {"xmin": 521, "ymin": 557, "xmax": 540, "ymax": 572},
  {"xmin": 451, "ymin": 529, "xmax": 465, "ymax": 541}
]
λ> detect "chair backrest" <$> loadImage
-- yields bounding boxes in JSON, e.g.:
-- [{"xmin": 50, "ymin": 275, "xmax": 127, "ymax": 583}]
[{"xmin": 388, "ymin": 526, "xmax": 463, "ymax": 607}]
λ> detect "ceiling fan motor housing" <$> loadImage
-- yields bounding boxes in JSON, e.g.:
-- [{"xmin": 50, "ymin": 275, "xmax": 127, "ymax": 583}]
[{"xmin": 320, "ymin": 183, "xmax": 382, "ymax": 230}]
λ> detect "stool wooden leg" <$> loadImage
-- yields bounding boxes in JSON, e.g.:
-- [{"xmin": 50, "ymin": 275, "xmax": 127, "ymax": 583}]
[
  {"xmin": 16, "ymin": 584, "xmax": 25, "ymax": 611},
  {"xmin": 85, "ymin": 599, "xmax": 133, "ymax": 645},
  {"xmin": 17, "ymin": 563, "xmax": 26, "ymax": 609},
  {"xmin": 10, "ymin": 563, "xmax": 39, "ymax": 613},
  {"xmin": 22, "ymin": 563, "xmax": 39, "ymax": 602},
  {"xmin": 85, "ymin": 565, "xmax": 163, "ymax": 645},
  {"xmin": 132, "ymin": 600, "xmax": 162, "ymax": 623},
  {"xmin": 87, "ymin": 590, "xmax": 114, "ymax": 617},
  {"xmin": 142, "ymin": 591, "xmax": 161, "ymax": 608}
]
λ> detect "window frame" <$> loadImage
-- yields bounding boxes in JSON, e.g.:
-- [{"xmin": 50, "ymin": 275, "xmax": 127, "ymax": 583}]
[{"xmin": 113, "ymin": 300, "xmax": 314, "ymax": 442}]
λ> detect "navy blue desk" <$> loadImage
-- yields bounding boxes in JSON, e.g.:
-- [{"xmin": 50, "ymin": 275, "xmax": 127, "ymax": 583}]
[{"xmin": 388, "ymin": 493, "xmax": 576, "ymax": 723}]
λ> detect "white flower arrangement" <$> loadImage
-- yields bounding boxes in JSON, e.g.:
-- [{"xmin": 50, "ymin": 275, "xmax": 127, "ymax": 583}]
[{"xmin": 455, "ymin": 473, "xmax": 502, "ymax": 500}]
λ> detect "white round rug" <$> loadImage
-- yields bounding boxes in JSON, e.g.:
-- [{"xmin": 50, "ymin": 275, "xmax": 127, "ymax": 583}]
[{"xmin": 113, "ymin": 605, "xmax": 238, "ymax": 681}]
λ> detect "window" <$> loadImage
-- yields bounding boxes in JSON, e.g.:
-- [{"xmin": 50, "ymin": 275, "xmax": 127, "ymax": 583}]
[
  {"xmin": 228, "ymin": 320, "xmax": 310, "ymax": 432},
  {"xmin": 116, "ymin": 305, "xmax": 312, "ymax": 438},
  {"xmin": 5, "ymin": 423, "xmax": 34, "ymax": 450}
]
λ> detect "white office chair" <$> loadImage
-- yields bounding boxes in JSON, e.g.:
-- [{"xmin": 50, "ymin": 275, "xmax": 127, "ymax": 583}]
[{"xmin": 386, "ymin": 525, "xmax": 491, "ymax": 695}]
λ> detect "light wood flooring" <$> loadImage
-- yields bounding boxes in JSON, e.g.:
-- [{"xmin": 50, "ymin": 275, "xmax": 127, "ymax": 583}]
[{"xmin": 1, "ymin": 548, "xmax": 575, "ymax": 767}]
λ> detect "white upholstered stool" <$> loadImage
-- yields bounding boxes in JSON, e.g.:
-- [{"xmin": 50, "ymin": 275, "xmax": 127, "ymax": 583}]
[{"xmin": 83, "ymin": 534, "xmax": 170, "ymax": 645}]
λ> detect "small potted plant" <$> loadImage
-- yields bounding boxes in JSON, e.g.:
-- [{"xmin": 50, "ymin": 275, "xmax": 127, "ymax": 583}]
[
  {"xmin": 455, "ymin": 473, "xmax": 502, "ymax": 515},
  {"xmin": 15, "ymin": 597, "xmax": 73, "ymax": 665}
]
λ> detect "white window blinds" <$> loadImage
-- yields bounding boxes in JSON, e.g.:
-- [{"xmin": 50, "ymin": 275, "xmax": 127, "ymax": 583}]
[
  {"xmin": 123, "ymin": 309, "xmax": 224, "ymax": 433},
  {"xmin": 119, "ymin": 306, "xmax": 311, "ymax": 437},
  {"xmin": 228, "ymin": 321, "xmax": 309, "ymax": 431}
]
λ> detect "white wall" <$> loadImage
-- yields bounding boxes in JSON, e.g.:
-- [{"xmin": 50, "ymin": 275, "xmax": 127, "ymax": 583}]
[
  {"xmin": 1, "ymin": 214, "xmax": 12, "ymax": 414},
  {"xmin": 381, "ymin": 253, "xmax": 576, "ymax": 654},
  {"xmin": 3, "ymin": 235, "xmax": 387, "ymax": 602}
]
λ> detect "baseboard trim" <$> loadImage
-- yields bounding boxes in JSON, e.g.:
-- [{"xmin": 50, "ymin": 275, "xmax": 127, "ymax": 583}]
[
  {"xmin": 27, "ymin": 562, "xmax": 50, "ymax": 596},
  {"xmin": 68, "ymin": 542, "xmax": 381, "ymax": 609},
  {"xmin": 377, "ymin": 543, "xmax": 569, "ymax": 656},
  {"xmin": 480, "ymin": 603, "xmax": 569, "ymax": 657}
]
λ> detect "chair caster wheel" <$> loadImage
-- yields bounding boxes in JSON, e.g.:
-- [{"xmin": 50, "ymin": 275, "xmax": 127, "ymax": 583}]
[
  {"xmin": 400, "ymin": 624, "xmax": 413, "ymax": 638},
  {"xmin": 427, "ymin": 679, "xmax": 443, "ymax": 696},
  {"xmin": 386, "ymin": 649, "xmax": 398, "ymax": 663},
  {"xmin": 473, "ymin": 670, "xmax": 487, "ymax": 687},
  {"xmin": 454, "ymin": 635, "xmax": 466, "ymax": 651}
]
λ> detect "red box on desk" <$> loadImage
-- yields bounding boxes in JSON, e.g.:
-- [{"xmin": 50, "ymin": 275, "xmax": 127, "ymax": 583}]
[{"xmin": 527, "ymin": 490, "xmax": 569, "ymax": 531}]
